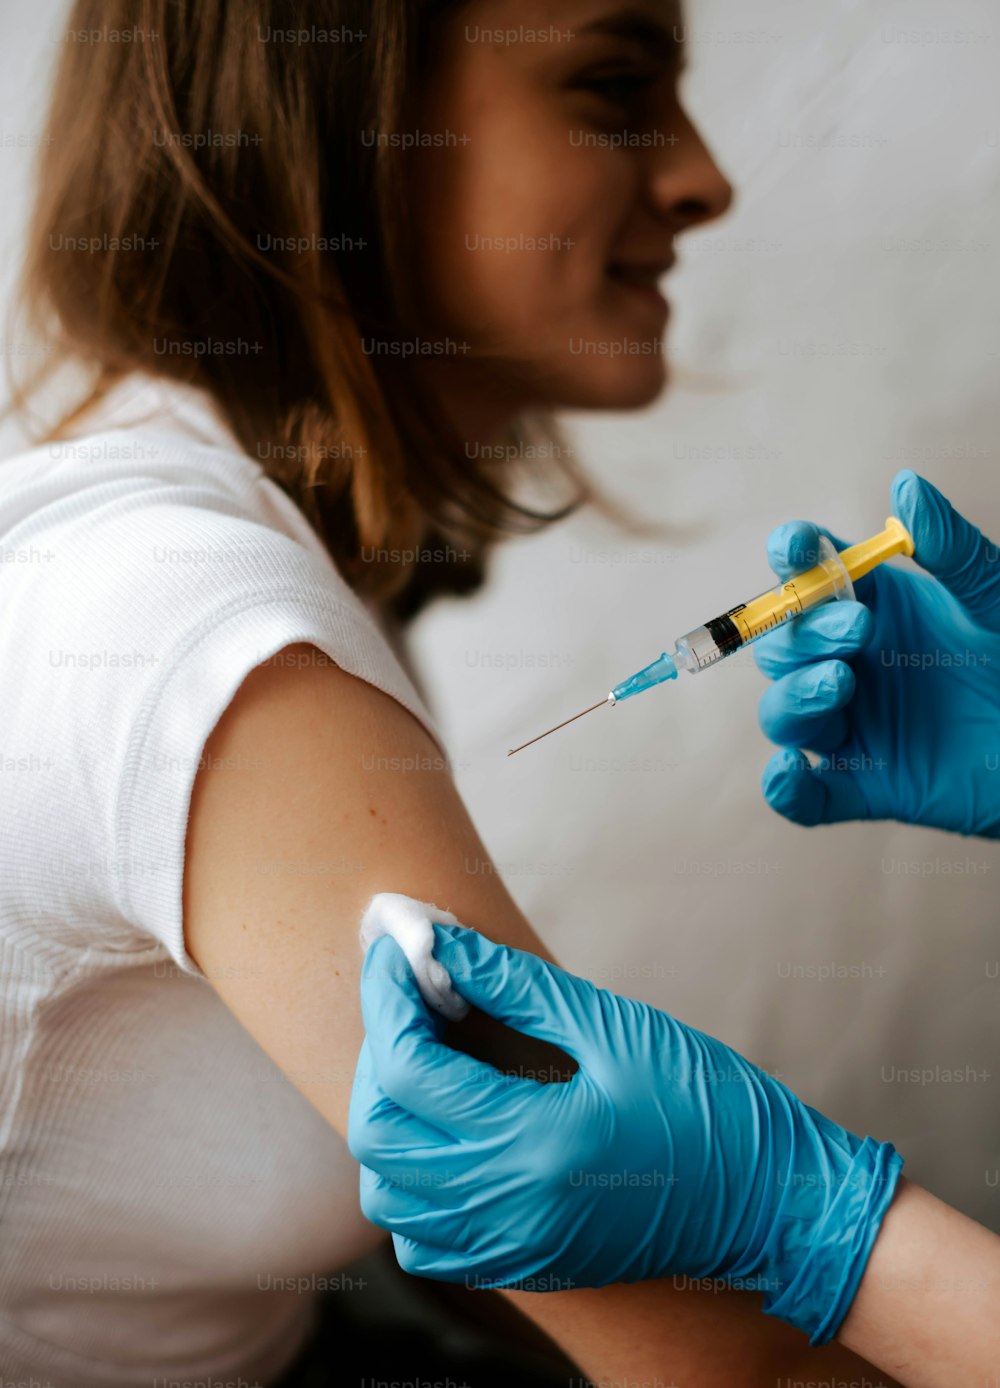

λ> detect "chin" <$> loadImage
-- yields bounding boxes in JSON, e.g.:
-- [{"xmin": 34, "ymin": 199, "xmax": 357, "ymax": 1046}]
[{"xmin": 556, "ymin": 359, "xmax": 669, "ymax": 411}]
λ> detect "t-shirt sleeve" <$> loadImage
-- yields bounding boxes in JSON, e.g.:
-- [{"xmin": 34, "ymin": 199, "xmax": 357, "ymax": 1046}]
[{"xmin": 0, "ymin": 473, "xmax": 447, "ymax": 980}]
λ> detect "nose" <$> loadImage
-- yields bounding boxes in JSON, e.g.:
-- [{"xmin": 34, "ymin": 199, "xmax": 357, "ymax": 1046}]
[{"xmin": 647, "ymin": 102, "xmax": 735, "ymax": 232}]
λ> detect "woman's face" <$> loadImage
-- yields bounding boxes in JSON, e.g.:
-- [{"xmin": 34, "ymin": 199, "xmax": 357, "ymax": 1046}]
[{"xmin": 411, "ymin": 0, "xmax": 733, "ymax": 422}]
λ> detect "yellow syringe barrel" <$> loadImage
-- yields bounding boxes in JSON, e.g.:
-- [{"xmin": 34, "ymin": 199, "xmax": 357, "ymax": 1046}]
[
  {"xmin": 731, "ymin": 517, "xmax": 914, "ymax": 644},
  {"xmin": 672, "ymin": 517, "xmax": 915, "ymax": 672},
  {"xmin": 606, "ymin": 514, "xmax": 918, "ymax": 702}
]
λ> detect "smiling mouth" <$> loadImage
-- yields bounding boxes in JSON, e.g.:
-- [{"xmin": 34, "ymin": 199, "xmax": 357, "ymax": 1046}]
[
  {"xmin": 606, "ymin": 260, "xmax": 673, "ymax": 318},
  {"xmin": 607, "ymin": 259, "xmax": 675, "ymax": 289}
]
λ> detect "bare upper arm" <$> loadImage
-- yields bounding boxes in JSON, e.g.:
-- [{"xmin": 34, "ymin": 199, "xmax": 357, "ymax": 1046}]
[
  {"xmin": 182, "ymin": 642, "xmax": 901, "ymax": 1388},
  {"xmin": 183, "ymin": 642, "xmax": 554, "ymax": 1135}
]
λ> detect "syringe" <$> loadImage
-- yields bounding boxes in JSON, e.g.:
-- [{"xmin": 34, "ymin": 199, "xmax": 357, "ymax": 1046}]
[{"xmin": 507, "ymin": 516, "xmax": 914, "ymax": 756}]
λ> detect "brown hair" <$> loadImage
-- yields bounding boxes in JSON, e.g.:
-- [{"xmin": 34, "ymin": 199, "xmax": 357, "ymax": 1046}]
[{"xmin": 6, "ymin": 0, "xmax": 641, "ymax": 622}]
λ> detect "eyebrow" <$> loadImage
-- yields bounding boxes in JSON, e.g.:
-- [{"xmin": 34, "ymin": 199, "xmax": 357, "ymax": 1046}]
[{"xmin": 578, "ymin": 6, "xmax": 686, "ymax": 69}]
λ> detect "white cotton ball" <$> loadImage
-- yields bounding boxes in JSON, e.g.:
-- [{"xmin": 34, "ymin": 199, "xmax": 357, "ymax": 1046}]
[{"xmin": 359, "ymin": 892, "xmax": 470, "ymax": 1021}]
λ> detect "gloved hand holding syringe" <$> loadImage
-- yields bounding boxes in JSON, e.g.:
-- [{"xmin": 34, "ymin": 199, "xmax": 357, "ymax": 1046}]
[
  {"xmin": 511, "ymin": 468, "xmax": 1000, "ymax": 838},
  {"xmin": 509, "ymin": 512, "xmax": 915, "ymax": 755}
]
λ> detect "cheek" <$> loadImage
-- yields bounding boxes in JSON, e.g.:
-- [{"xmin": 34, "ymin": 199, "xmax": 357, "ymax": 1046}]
[{"xmin": 415, "ymin": 116, "xmax": 631, "ymax": 335}]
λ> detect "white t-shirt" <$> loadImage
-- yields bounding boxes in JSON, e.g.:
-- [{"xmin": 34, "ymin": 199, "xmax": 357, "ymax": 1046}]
[{"xmin": 0, "ymin": 375, "xmax": 447, "ymax": 1387}]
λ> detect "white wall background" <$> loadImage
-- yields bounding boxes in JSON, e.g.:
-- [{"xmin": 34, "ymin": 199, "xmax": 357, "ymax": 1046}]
[{"xmin": 2, "ymin": 0, "xmax": 997, "ymax": 1228}]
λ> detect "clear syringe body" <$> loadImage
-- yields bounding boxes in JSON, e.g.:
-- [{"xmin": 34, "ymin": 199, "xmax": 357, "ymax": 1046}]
[{"xmin": 610, "ymin": 521, "xmax": 913, "ymax": 704}]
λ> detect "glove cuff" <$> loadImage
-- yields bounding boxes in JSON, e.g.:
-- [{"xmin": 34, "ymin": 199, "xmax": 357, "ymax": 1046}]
[{"xmin": 761, "ymin": 1134, "xmax": 904, "ymax": 1345}]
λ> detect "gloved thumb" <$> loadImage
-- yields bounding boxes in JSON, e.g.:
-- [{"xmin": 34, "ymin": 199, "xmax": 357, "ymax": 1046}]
[
  {"xmin": 429, "ymin": 923, "xmax": 597, "ymax": 1065},
  {"xmin": 891, "ymin": 470, "xmax": 1000, "ymax": 631}
]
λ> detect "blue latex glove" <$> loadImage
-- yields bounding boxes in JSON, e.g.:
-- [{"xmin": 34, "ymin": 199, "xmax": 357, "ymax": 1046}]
[
  {"xmin": 755, "ymin": 469, "xmax": 1000, "ymax": 835},
  {"xmin": 349, "ymin": 924, "xmax": 903, "ymax": 1346}
]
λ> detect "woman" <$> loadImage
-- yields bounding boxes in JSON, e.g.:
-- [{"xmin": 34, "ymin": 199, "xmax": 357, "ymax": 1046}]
[{"xmin": 0, "ymin": 0, "xmax": 895, "ymax": 1384}]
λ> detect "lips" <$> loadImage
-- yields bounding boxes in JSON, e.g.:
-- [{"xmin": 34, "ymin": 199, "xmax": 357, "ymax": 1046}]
[{"xmin": 607, "ymin": 258, "xmax": 676, "ymax": 287}]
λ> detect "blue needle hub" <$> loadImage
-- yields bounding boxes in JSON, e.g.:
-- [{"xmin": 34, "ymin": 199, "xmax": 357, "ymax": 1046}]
[{"xmin": 610, "ymin": 651, "xmax": 679, "ymax": 703}]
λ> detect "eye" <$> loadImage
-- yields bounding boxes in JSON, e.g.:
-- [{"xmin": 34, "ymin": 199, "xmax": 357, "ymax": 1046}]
[{"xmin": 575, "ymin": 68, "xmax": 661, "ymax": 111}]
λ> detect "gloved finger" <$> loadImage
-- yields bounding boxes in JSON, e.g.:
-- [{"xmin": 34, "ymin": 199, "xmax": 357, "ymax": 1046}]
[
  {"xmin": 427, "ymin": 923, "xmax": 600, "ymax": 1067},
  {"xmin": 891, "ymin": 470, "xmax": 1000, "ymax": 632},
  {"xmin": 351, "ymin": 1045, "xmax": 515, "ymax": 1213},
  {"xmin": 767, "ymin": 519, "xmax": 879, "ymax": 609},
  {"xmin": 359, "ymin": 1161, "xmax": 467, "ymax": 1228},
  {"xmin": 393, "ymin": 1228, "xmax": 561, "ymax": 1290},
  {"xmin": 753, "ymin": 602, "xmax": 874, "ymax": 681},
  {"xmin": 359, "ymin": 1165, "xmax": 440, "ymax": 1234},
  {"xmin": 758, "ymin": 660, "xmax": 856, "ymax": 747},
  {"xmin": 393, "ymin": 1234, "xmax": 472, "ymax": 1285},
  {"xmin": 359, "ymin": 937, "xmax": 449, "ymax": 1042},
  {"xmin": 392, "ymin": 1232, "xmax": 533, "ymax": 1287},
  {"xmin": 766, "ymin": 520, "xmax": 850, "ymax": 581},
  {"xmin": 360, "ymin": 936, "xmax": 538, "ymax": 1139},
  {"xmin": 348, "ymin": 1037, "xmax": 460, "ymax": 1186},
  {"xmin": 393, "ymin": 1234, "xmax": 467, "ymax": 1284},
  {"xmin": 762, "ymin": 747, "xmax": 870, "ymax": 826},
  {"xmin": 361, "ymin": 1171, "xmax": 488, "ymax": 1255},
  {"xmin": 362, "ymin": 1153, "xmax": 530, "ymax": 1233}
]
